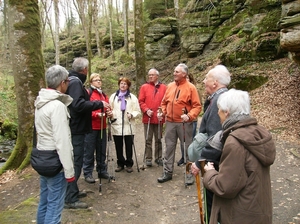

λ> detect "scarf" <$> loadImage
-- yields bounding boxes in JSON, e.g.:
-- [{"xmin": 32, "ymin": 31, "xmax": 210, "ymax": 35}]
[
  {"xmin": 118, "ymin": 91, "xmax": 127, "ymax": 111},
  {"xmin": 222, "ymin": 114, "xmax": 250, "ymax": 130},
  {"xmin": 91, "ymin": 85, "xmax": 102, "ymax": 94}
]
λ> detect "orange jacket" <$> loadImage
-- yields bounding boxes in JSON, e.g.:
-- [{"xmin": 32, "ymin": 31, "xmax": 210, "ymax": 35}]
[{"xmin": 161, "ymin": 79, "xmax": 201, "ymax": 122}]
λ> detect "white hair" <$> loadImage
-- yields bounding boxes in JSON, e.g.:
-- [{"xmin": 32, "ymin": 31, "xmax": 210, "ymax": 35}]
[
  {"xmin": 217, "ymin": 89, "xmax": 250, "ymax": 115},
  {"xmin": 208, "ymin": 65, "xmax": 231, "ymax": 86}
]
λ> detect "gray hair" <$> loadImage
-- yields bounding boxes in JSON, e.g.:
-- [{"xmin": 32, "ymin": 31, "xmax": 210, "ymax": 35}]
[
  {"xmin": 72, "ymin": 57, "xmax": 89, "ymax": 72},
  {"xmin": 46, "ymin": 65, "xmax": 69, "ymax": 89},
  {"xmin": 177, "ymin": 63, "xmax": 188, "ymax": 75},
  {"xmin": 217, "ymin": 89, "xmax": 250, "ymax": 116},
  {"xmin": 148, "ymin": 68, "xmax": 159, "ymax": 75},
  {"xmin": 208, "ymin": 65, "xmax": 231, "ymax": 86}
]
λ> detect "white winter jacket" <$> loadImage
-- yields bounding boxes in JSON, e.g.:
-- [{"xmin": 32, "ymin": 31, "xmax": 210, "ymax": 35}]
[
  {"xmin": 109, "ymin": 91, "xmax": 141, "ymax": 136},
  {"xmin": 34, "ymin": 88, "xmax": 75, "ymax": 179}
]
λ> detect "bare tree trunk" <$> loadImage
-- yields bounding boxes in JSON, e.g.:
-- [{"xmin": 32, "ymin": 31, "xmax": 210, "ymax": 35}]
[
  {"xmin": 40, "ymin": 0, "xmax": 56, "ymax": 50},
  {"xmin": 0, "ymin": 0, "xmax": 45, "ymax": 174},
  {"xmin": 93, "ymin": 0, "xmax": 102, "ymax": 57},
  {"xmin": 54, "ymin": 0, "xmax": 60, "ymax": 64},
  {"xmin": 174, "ymin": 0, "xmax": 179, "ymax": 17},
  {"xmin": 134, "ymin": 0, "xmax": 146, "ymax": 92},
  {"xmin": 73, "ymin": 0, "xmax": 92, "ymax": 77},
  {"xmin": 115, "ymin": 0, "xmax": 120, "ymax": 25},
  {"xmin": 109, "ymin": 0, "xmax": 115, "ymax": 60},
  {"xmin": 123, "ymin": 0, "xmax": 129, "ymax": 55}
]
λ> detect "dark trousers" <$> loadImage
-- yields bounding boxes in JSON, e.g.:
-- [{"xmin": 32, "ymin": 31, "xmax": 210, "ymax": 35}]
[
  {"xmin": 65, "ymin": 134, "xmax": 85, "ymax": 203},
  {"xmin": 83, "ymin": 129, "xmax": 107, "ymax": 177},
  {"xmin": 113, "ymin": 135, "xmax": 133, "ymax": 168}
]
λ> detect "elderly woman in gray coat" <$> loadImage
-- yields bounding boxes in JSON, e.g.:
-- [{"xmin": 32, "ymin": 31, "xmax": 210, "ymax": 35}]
[{"xmin": 192, "ymin": 89, "xmax": 276, "ymax": 224}]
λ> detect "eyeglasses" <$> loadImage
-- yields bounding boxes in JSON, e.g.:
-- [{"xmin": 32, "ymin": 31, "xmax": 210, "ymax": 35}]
[
  {"xmin": 92, "ymin": 79, "xmax": 102, "ymax": 82},
  {"xmin": 63, "ymin": 79, "xmax": 70, "ymax": 83}
]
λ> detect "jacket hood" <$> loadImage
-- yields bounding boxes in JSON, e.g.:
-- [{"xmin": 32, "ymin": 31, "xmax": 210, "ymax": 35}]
[
  {"xmin": 223, "ymin": 118, "xmax": 276, "ymax": 167},
  {"xmin": 35, "ymin": 88, "xmax": 73, "ymax": 109}
]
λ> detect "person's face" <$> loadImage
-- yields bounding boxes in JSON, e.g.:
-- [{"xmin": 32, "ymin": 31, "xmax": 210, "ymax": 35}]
[
  {"xmin": 173, "ymin": 66, "xmax": 186, "ymax": 81},
  {"xmin": 203, "ymin": 72, "xmax": 217, "ymax": 95},
  {"xmin": 148, "ymin": 70, "xmax": 159, "ymax": 83},
  {"xmin": 218, "ymin": 108, "xmax": 228, "ymax": 124},
  {"xmin": 61, "ymin": 78, "xmax": 70, "ymax": 93},
  {"xmin": 91, "ymin": 77, "xmax": 102, "ymax": 88},
  {"xmin": 119, "ymin": 81, "xmax": 129, "ymax": 92}
]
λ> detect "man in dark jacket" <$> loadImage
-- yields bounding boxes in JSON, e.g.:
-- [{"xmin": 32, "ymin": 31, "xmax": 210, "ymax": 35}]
[
  {"xmin": 64, "ymin": 57, "xmax": 110, "ymax": 209},
  {"xmin": 192, "ymin": 64, "xmax": 231, "ymax": 222}
]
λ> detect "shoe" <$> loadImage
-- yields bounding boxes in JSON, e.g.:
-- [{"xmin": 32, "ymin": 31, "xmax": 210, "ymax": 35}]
[
  {"xmin": 115, "ymin": 166, "xmax": 124, "ymax": 172},
  {"xmin": 85, "ymin": 176, "xmax": 95, "ymax": 184},
  {"xmin": 157, "ymin": 172, "xmax": 172, "ymax": 183},
  {"xmin": 78, "ymin": 191, "xmax": 87, "ymax": 198},
  {"xmin": 185, "ymin": 173, "xmax": 195, "ymax": 185},
  {"xmin": 126, "ymin": 166, "xmax": 133, "ymax": 173},
  {"xmin": 64, "ymin": 201, "xmax": 88, "ymax": 209},
  {"xmin": 177, "ymin": 158, "xmax": 185, "ymax": 166},
  {"xmin": 155, "ymin": 158, "xmax": 163, "ymax": 166},
  {"xmin": 98, "ymin": 172, "xmax": 110, "ymax": 179},
  {"xmin": 146, "ymin": 159, "xmax": 152, "ymax": 167}
]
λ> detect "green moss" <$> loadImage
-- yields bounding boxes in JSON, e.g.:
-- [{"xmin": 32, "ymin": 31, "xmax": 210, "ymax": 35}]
[{"xmin": 230, "ymin": 75, "xmax": 269, "ymax": 91}]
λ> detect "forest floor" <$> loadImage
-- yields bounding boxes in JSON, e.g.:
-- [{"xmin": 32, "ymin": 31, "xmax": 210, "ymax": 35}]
[{"xmin": 0, "ymin": 122, "xmax": 299, "ymax": 224}]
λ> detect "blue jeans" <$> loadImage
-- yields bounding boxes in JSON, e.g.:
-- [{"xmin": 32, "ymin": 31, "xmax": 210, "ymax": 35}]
[
  {"xmin": 83, "ymin": 129, "xmax": 107, "ymax": 177},
  {"xmin": 37, "ymin": 172, "xmax": 67, "ymax": 224}
]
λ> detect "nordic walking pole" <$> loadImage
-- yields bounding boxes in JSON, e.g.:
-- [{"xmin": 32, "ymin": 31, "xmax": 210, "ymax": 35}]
[
  {"xmin": 106, "ymin": 118, "xmax": 115, "ymax": 183},
  {"xmin": 157, "ymin": 107, "xmax": 162, "ymax": 166},
  {"xmin": 182, "ymin": 108, "xmax": 188, "ymax": 187},
  {"xmin": 127, "ymin": 113, "xmax": 140, "ymax": 172},
  {"xmin": 140, "ymin": 116, "xmax": 150, "ymax": 171},
  {"xmin": 99, "ymin": 110, "xmax": 104, "ymax": 192},
  {"xmin": 186, "ymin": 162, "xmax": 204, "ymax": 224}
]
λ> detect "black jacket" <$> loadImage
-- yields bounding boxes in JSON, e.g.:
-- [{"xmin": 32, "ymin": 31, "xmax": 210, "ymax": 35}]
[{"xmin": 66, "ymin": 70, "xmax": 103, "ymax": 135}]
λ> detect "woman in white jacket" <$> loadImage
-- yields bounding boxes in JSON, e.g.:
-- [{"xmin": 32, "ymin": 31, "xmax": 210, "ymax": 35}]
[
  {"xmin": 34, "ymin": 65, "xmax": 75, "ymax": 224},
  {"xmin": 108, "ymin": 77, "xmax": 141, "ymax": 173}
]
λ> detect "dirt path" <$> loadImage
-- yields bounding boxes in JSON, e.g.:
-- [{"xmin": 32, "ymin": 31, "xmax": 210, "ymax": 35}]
[{"xmin": 0, "ymin": 123, "xmax": 300, "ymax": 224}]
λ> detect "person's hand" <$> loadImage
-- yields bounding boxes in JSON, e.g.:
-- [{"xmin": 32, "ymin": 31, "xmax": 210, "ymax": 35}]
[
  {"xmin": 146, "ymin": 109, "xmax": 153, "ymax": 117},
  {"xmin": 204, "ymin": 162, "xmax": 215, "ymax": 172},
  {"xmin": 157, "ymin": 112, "xmax": 163, "ymax": 121},
  {"xmin": 191, "ymin": 162, "xmax": 200, "ymax": 176},
  {"xmin": 127, "ymin": 112, "xmax": 132, "ymax": 120},
  {"xmin": 181, "ymin": 114, "xmax": 189, "ymax": 122},
  {"xmin": 106, "ymin": 109, "xmax": 113, "ymax": 118},
  {"xmin": 102, "ymin": 101, "xmax": 110, "ymax": 109}
]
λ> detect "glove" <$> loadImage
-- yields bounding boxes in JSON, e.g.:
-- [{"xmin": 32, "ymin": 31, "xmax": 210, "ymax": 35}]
[
  {"xmin": 181, "ymin": 114, "xmax": 189, "ymax": 122},
  {"xmin": 157, "ymin": 112, "xmax": 163, "ymax": 121},
  {"xmin": 66, "ymin": 176, "xmax": 75, "ymax": 183},
  {"xmin": 146, "ymin": 109, "xmax": 153, "ymax": 117},
  {"xmin": 127, "ymin": 112, "xmax": 132, "ymax": 120}
]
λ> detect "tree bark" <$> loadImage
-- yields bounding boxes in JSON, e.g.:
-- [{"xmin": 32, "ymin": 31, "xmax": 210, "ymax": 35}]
[
  {"xmin": 109, "ymin": 0, "xmax": 115, "ymax": 60},
  {"xmin": 0, "ymin": 0, "xmax": 45, "ymax": 175},
  {"xmin": 123, "ymin": 0, "xmax": 129, "ymax": 55},
  {"xmin": 134, "ymin": 0, "xmax": 146, "ymax": 92},
  {"xmin": 93, "ymin": 0, "xmax": 102, "ymax": 57},
  {"xmin": 54, "ymin": 0, "xmax": 60, "ymax": 64}
]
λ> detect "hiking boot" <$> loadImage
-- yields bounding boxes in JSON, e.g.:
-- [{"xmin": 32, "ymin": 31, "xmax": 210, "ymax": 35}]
[
  {"xmin": 64, "ymin": 201, "xmax": 88, "ymax": 209},
  {"xmin": 155, "ymin": 158, "xmax": 163, "ymax": 166},
  {"xmin": 146, "ymin": 159, "xmax": 152, "ymax": 167},
  {"xmin": 85, "ymin": 176, "xmax": 95, "ymax": 184},
  {"xmin": 115, "ymin": 166, "xmax": 124, "ymax": 172},
  {"xmin": 98, "ymin": 172, "xmax": 110, "ymax": 179},
  {"xmin": 177, "ymin": 158, "xmax": 185, "ymax": 166},
  {"xmin": 78, "ymin": 191, "xmax": 87, "ymax": 198},
  {"xmin": 185, "ymin": 173, "xmax": 195, "ymax": 185},
  {"xmin": 126, "ymin": 166, "xmax": 133, "ymax": 173},
  {"xmin": 157, "ymin": 172, "xmax": 172, "ymax": 183}
]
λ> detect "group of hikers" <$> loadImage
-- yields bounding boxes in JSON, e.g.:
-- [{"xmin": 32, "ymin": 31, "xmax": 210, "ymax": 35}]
[{"xmin": 33, "ymin": 57, "xmax": 276, "ymax": 224}]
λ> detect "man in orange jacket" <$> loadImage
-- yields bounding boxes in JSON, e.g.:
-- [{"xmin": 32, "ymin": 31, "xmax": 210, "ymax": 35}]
[{"xmin": 157, "ymin": 63, "xmax": 201, "ymax": 183}]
